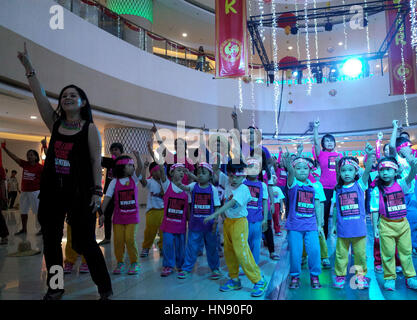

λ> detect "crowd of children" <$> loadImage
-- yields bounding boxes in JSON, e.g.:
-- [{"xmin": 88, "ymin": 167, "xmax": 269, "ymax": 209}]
[{"xmin": 2, "ymin": 111, "xmax": 417, "ymax": 298}]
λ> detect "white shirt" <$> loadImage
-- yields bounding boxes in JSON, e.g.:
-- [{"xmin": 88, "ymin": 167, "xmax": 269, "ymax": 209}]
[
  {"xmin": 105, "ymin": 174, "xmax": 142, "ymax": 198},
  {"xmin": 144, "ymin": 178, "xmax": 169, "ymax": 212},
  {"xmin": 224, "ymin": 182, "xmax": 252, "ymax": 219},
  {"xmin": 187, "ymin": 182, "xmax": 221, "ymax": 207},
  {"xmin": 272, "ymin": 186, "xmax": 285, "ymax": 204}
]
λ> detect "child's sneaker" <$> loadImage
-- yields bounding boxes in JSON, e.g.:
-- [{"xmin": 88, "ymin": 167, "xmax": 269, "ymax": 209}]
[
  {"xmin": 406, "ymin": 277, "xmax": 417, "ymax": 290},
  {"xmin": 289, "ymin": 276, "xmax": 300, "ymax": 289},
  {"xmin": 270, "ymin": 253, "xmax": 280, "ymax": 260},
  {"xmin": 374, "ymin": 265, "xmax": 383, "ymax": 273},
  {"xmin": 79, "ymin": 263, "xmax": 89, "ymax": 273},
  {"xmin": 160, "ymin": 267, "xmax": 173, "ymax": 277},
  {"xmin": 210, "ymin": 269, "xmax": 222, "ymax": 280},
  {"xmin": 177, "ymin": 270, "xmax": 190, "ymax": 279},
  {"xmin": 321, "ymin": 258, "xmax": 331, "ymax": 269},
  {"xmin": 384, "ymin": 279, "xmax": 395, "ymax": 291},
  {"xmin": 113, "ymin": 262, "xmax": 126, "ymax": 274},
  {"xmin": 355, "ymin": 275, "xmax": 369, "ymax": 289},
  {"xmin": 140, "ymin": 248, "xmax": 149, "ymax": 258},
  {"xmin": 219, "ymin": 279, "xmax": 242, "ymax": 292},
  {"xmin": 310, "ymin": 275, "xmax": 322, "ymax": 289},
  {"xmin": 251, "ymin": 277, "xmax": 267, "ymax": 297},
  {"xmin": 128, "ymin": 263, "xmax": 140, "ymax": 275},
  {"xmin": 63, "ymin": 262, "xmax": 73, "ymax": 274},
  {"xmin": 396, "ymin": 266, "xmax": 403, "ymax": 274},
  {"xmin": 333, "ymin": 276, "xmax": 346, "ymax": 289}
]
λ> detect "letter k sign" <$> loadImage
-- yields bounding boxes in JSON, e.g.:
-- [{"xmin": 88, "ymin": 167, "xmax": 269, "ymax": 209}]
[{"xmin": 225, "ymin": 0, "xmax": 237, "ymax": 14}]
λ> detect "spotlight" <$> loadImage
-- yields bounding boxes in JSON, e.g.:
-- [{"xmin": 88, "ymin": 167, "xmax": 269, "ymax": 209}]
[
  {"xmin": 312, "ymin": 66, "xmax": 323, "ymax": 83},
  {"xmin": 328, "ymin": 65, "xmax": 339, "ymax": 82},
  {"xmin": 325, "ymin": 19, "xmax": 333, "ymax": 31},
  {"xmin": 342, "ymin": 58, "xmax": 363, "ymax": 78},
  {"xmin": 291, "ymin": 26, "xmax": 298, "ymax": 35}
]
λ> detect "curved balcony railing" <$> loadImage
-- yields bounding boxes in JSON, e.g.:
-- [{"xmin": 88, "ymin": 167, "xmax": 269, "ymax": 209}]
[{"xmin": 54, "ymin": 0, "xmax": 387, "ymax": 83}]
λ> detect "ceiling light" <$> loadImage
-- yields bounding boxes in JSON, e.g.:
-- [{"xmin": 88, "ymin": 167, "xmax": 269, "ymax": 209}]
[
  {"xmin": 182, "ymin": 33, "xmax": 187, "ymax": 37},
  {"xmin": 288, "ymin": 46, "xmax": 293, "ymax": 50},
  {"xmin": 30, "ymin": 116, "xmax": 37, "ymax": 119},
  {"xmin": 338, "ymin": 42, "xmax": 343, "ymax": 46}
]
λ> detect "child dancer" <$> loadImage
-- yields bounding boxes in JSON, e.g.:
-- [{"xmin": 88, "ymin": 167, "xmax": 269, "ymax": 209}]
[
  {"xmin": 177, "ymin": 162, "xmax": 221, "ymax": 279},
  {"xmin": 330, "ymin": 144, "xmax": 374, "ymax": 289},
  {"xmin": 204, "ymin": 160, "xmax": 267, "ymax": 297},
  {"xmin": 139, "ymin": 160, "xmax": 166, "ymax": 257},
  {"xmin": 313, "ymin": 119, "xmax": 343, "ymax": 239},
  {"xmin": 160, "ymin": 163, "xmax": 189, "ymax": 277},
  {"xmin": 244, "ymin": 158, "xmax": 269, "ymax": 264},
  {"xmin": 281, "ymin": 152, "xmax": 323, "ymax": 289},
  {"xmin": 372, "ymin": 156, "xmax": 417, "ymax": 291},
  {"xmin": 101, "ymin": 152, "xmax": 143, "ymax": 275}
]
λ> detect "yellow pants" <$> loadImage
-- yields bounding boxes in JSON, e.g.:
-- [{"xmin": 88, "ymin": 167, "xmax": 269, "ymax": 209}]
[
  {"xmin": 64, "ymin": 224, "xmax": 86, "ymax": 264},
  {"xmin": 113, "ymin": 223, "xmax": 139, "ymax": 264},
  {"xmin": 223, "ymin": 217, "xmax": 261, "ymax": 284},
  {"xmin": 379, "ymin": 217, "xmax": 416, "ymax": 280},
  {"xmin": 334, "ymin": 236, "xmax": 367, "ymax": 277},
  {"xmin": 142, "ymin": 209, "xmax": 164, "ymax": 250},
  {"xmin": 303, "ymin": 233, "xmax": 328, "ymax": 259}
]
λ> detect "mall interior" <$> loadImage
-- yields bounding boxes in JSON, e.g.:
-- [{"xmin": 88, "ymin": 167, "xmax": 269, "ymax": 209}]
[{"xmin": 1, "ymin": 0, "xmax": 417, "ymax": 301}]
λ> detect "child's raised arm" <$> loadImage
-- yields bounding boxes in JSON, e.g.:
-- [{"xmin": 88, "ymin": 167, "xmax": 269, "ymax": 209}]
[
  {"xmin": 313, "ymin": 118, "xmax": 321, "ymax": 158},
  {"xmin": 389, "ymin": 120, "xmax": 400, "ymax": 157},
  {"xmin": 132, "ymin": 151, "xmax": 143, "ymax": 178},
  {"xmin": 362, "ymin": 143, "xmax": 375, "ymax": 186},
  {"xmin": 282, "ymin": 149, "xmax": 295, "ymax": 187}
]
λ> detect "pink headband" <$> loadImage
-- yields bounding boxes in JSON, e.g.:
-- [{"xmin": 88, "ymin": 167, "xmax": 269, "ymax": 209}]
[
  {"xmin": 396, "ymin": 142, "xmax": 412, "ymax": 153},
  {"xmin": 292, "ymin": 158, "xmax": 312, "ymax": 169},
  {"xmin": 116, "ymin": 158, "xmax": 134, "ymax": 166},
  {"xmin": 199, "ymin": 162, "xmax": 213, "ymax": 173},
  {"xmin": 378, "ymin": 161, "xmax": 399, "ymax": 171},
  {"xmin": 170, "ymin": 163, "xmax": 185, "ymax": 172},
  {"xmin": 149, "ymin": 165, "xmax": 161, "ymax": 176},
  {"xmin": 339, "ymin": 159, "xmax": 360, "ymax": 171}
]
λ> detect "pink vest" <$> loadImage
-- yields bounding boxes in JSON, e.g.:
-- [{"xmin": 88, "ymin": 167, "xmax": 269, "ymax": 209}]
[
  {"xmin": 378, "ymin": 182, "xmax": 408, "ymax": 220},
  {"xmin": 161, "ymin": 182, "xmax": 188, "ymax": 234},
  {"xmin": 318, "ymin": 151, "xmax": 342, "ymax": 189},
  {"xmin": 113, "ymin": 177, "xmax": 140, "ymax": 224}
]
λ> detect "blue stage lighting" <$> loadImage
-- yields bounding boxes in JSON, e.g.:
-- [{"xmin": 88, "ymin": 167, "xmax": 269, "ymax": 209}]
[{"xmin": 342, "ymin": 58, "xmax": 363, "ymax": 78}]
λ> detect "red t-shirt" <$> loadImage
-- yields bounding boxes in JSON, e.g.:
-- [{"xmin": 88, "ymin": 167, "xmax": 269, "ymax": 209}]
[{"xmin": 20, "ymin": 161, "xmax": 43, "ymax": 192}]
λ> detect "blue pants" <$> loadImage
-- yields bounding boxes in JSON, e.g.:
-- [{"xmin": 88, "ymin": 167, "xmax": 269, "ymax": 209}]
[
  {"xmin": 248, "ymin": 221, "xmax": 263, "ymax": 264},
  {"xmin": 162, "ymin": 232, "xmax": 185, "ymax": 268},
  {"xmin": 406, "ymin": 193, "xmax": 417, "ymax": 249},
  {"xmin": 182, "ymin": 230, "xmax": 220, "ymax": 272},
  {"xmin": 288, "ymin": 230, "xmax": 321, "ymax": 277}
]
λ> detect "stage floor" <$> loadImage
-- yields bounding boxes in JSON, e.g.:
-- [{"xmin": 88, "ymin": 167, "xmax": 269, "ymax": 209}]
[{"xmin": 1, "ymin": 209, "xmax": 417, "ymax": 300}]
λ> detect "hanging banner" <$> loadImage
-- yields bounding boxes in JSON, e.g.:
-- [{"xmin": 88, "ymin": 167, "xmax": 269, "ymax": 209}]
[
  {"xmin": 385, "ymin": 0, "xmax": 417, "ymax": 95},
  {"xmin": 215, "ymin": 0, "xmax": 248, "ymax": 78}
]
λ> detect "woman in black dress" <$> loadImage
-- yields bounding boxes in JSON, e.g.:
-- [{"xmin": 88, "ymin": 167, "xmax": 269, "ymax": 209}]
[{"xmin": 17, "ymin": 43, "xmax": 112, "ymax": 300}]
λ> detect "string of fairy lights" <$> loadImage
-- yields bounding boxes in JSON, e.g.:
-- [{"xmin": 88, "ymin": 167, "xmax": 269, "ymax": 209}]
[
  {"xmin": 238, "ymin": 77, "xmax": 243, "ymax": 113},
  {"xmin": 295, "ymin": 0, "xmax": 301, "ymax": 61},
  {"xmin": 364, "ymin": 0, "xmax": 371, "ymax": 54},
  {"xmin": 304, "ymin": 0, "xmax": 313, "ymax": 95},
  {"xmin": 410, "ymin": 0, "xmax": 417, "ymax": 59},
  {"xmin": 271, "ymin": 0, "xmax": 280, "ymax": 137},
  {"xmin": 313, "ymin": 0, "xmax": 319, "ymax": 61},
  {"xmin": 342, "ymin": 0, "xmax": 348, "ymax": 50},
  {"xmin": 400, "ymin": 42, "xmax": 409, "ymax": 127},
  {"xmin": 248, "ymin": 0, "xmax": 256, "ymax": 126}
]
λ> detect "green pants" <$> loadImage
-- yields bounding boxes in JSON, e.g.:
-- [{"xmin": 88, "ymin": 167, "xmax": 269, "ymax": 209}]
[{"xmin": 334, "ymin": 236, "xmax": 367, "ymax": 277}]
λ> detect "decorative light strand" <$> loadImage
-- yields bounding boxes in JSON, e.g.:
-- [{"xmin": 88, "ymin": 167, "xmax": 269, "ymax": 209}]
[
  {"xmin": 248, "ymin": 0, "xmax": 256, "ymax": 126},
  {"xmin": 313, "ymin": 0, "xmax": 319, "ymax": 61},
  {"xmin": 271, "ymin": 0, "xmax": 280, "ymax": 136},
  {"xmin": 410, "ymin": 0, "xmax": 417, "ymax": 53},
  {"xmin": 304, "ymin": 0, "xmax": 313, "ymax": 95},
  {"xmin": 295, "ymin": 0, "xmax": 301, "ymax": 61},
  {"xmin": 342, "ymin": 0, "xmax": 348, "ymax": 50},
  {"xmin": 238, "ymin": 77, "xmax": 243, "ymax": 113},
  {"xmin": 258, "ymin": 0, "xmax": 265, "ymax": 43},
  {"xmin": 400, "ymin": 42, "xmax": 409, "ymax": 126},
  {"xmin": 364, "ymin": 0, "xmax": 370, "ymax": 54}
]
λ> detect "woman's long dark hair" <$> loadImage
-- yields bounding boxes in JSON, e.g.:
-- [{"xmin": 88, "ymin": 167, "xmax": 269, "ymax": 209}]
[{"xmin": 54, "ymin": 85, "xmax": 93, "ymax": 122}]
